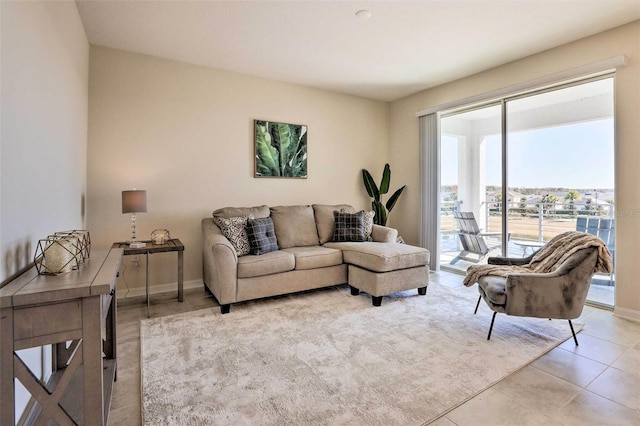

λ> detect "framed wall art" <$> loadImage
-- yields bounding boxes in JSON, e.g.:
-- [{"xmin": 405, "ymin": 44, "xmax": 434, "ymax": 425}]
[{"xmin": 254, "ymin": 120, "xmax": 307, "ymax": 178}]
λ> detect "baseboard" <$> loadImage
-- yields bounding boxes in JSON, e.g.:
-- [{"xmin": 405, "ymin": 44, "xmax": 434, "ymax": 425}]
[
  {"xmin": 613, "ymin": 306, "xmax": 640, "ymax": 323},
  {"xmin": 116, "ymin": 279, "xmax": 203, "ymax": 300}
]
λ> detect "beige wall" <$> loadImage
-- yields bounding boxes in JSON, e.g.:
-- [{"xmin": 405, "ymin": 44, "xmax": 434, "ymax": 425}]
[
  {"xmin": 389, "ymin": 21, "xmax": 640, "ymax": 317},
  {"xmin": 87, "ymin": 47, "xmax": 389, "ymax": 295},
  {"xmin": 1, "ymin": 0, "xmax": 89, "ymax": 283},
  {"xmin": 0, "ymin": 0, "xmax": 89, "ymax": 419}
]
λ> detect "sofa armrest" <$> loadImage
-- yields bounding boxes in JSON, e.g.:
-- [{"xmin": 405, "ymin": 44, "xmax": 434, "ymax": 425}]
[
  {"xmin": 371, "ymin": 224, "xmax": 398, "ymax": 243},
  {"xmin": 202, "ymin": 218, "xmax": 238, "ymax": 305}
]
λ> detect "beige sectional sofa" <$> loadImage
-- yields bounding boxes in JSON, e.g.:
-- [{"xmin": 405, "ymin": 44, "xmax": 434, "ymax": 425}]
[{"xmin": 202, "ymin": 204, "xmax": 429, "ymax": 313}]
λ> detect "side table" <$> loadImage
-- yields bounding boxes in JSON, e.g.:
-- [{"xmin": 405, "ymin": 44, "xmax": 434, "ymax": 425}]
[
  {"xmin": 512, "ymin": 239, "xmax": 545, "ymax": 256},
  {"xmin": 112, "ymin": 239, "xmax": 184, "ymax": 316}
]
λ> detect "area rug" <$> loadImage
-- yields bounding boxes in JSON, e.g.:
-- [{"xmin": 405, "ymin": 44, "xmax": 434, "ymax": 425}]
[{"xmin": 141, "ymin": 283, "xmax": 582, "ymax": 425}]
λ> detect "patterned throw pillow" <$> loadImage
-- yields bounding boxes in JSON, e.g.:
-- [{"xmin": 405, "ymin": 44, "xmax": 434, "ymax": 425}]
[
  {"xmin": 246, "ymin": 217, "xmax": 278, "ymax": 255},
  {"xmin": 340, "ymin": 208, "xmax": 375, "ymax": 241},
  {"xmin": 213, "ymin": 215, "xmax": 254, "ymax": 256},
  {"xmin": 332, "ymin": 211, "xmax": 367, "ymax": 242},
  {"xmin": 362, "ymin": 210, "xmax": 375, "ymax": 241}
]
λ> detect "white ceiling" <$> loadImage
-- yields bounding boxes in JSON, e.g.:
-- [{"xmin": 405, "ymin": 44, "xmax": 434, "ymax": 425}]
[{"xmin": 75, "ymin": 0, "xmax": 640, "ymax": 102}]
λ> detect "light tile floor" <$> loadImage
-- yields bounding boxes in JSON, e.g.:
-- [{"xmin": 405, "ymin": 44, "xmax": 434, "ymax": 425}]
[{"xmin": 109, "ymin": 271, "xmax": 640, "ymax": 425}]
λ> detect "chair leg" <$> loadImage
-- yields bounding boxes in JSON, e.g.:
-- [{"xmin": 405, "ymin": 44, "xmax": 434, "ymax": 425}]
[
  {"xmin": 568, "ymin": 320, "xmax": 579, "ymax": 346},
  {"xmin": 474, "ymin": 295, "xmax": 482, "ymax": 314},
  {"xmin": 487, "ymin": 312, "xmax": 497, "ymax": 340}
]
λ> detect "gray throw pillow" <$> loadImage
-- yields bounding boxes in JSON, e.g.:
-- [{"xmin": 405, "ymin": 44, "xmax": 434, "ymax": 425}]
[
  {"xmin": 313, "ymin": 204, "xmax": 356, "ymax": 244},
  {"xmin": 341, "ymin": 208, "xmax": 375, "ymax": 241},
  {"xmin": 332, "ymin": 211, "xmax": 367, "ymax": 242},
  {"xmin": 246, "ymin": 217, "xmax": 278, "ymax": 255}
]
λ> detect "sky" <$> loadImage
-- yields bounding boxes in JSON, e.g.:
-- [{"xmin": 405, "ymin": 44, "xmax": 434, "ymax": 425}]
[{"xmin": 441, "ymin": 118, "xmax": 615, "ymax": 190}]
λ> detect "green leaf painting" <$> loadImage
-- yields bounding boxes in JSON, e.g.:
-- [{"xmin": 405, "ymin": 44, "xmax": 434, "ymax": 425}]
[{"xmin": 255, "ymin": 120, "xmax": 307, "ymax": 178}]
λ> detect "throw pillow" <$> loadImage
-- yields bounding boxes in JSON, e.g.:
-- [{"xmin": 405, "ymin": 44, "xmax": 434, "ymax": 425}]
[
  {"xmin": 340, "ymin": 208, "xmax": 375, "ymax": 241},
  {"xmin": 213, "ymin": 215, "xmax": 254, "ymax": 256},
  {"xmin": 363, "ymin": 210, "xmax": 375, "ymax": 241},
  {"xmin": 246, "ymin": 217, "xmax": 278, "ymax": 255},
  {"xmin": 332, "ymin": 211, "xmax": 367, "ymax": 242},
  {"xmin": 312, "ymin": 204, "xmax": 356, "ymax": 244}
]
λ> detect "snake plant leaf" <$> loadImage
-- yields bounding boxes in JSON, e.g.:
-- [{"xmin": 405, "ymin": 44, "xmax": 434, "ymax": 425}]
[
  {"xmin": 386, "ymin": 185, "xmax": 406, "ymax": 212},
  {"xmin": 379, "ymin": 205, "xmax": 388, "ymax": 226},
  {"xmin": 371, "ymin": 200, "xmax": 385, "ymax": 226},
  {"xmin": 255, "ymin": 123, "xmax": 280, "ymax": 176},
  {"xmin": 379, "ymin": 163, "xmax": 391, "ymax": 195},
  {"xmin": 362, "ymin": 164, "xmax": 405, "ymax": 226},
  {"xmin": 362, "ymin": 169, "xmax": 380, "ymax": 200}
]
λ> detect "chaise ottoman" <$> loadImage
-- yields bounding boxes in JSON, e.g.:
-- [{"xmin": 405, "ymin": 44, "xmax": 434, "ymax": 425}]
[{"xmin": 324, "ymin": 242, "xmax": 430, "ymax": 306}]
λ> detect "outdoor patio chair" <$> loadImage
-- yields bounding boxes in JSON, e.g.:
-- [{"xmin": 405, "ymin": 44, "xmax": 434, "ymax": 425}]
[
  {"xmin": 450, "ymin": 211, "xmax": 504, "ymax": 265},
  {"xmin": 576, "ymin": 216, "xmax": 615, "ymax": 283},
  {"xmin": 576, "ymin": 216, "xmax": 615, "ymax": 255}
]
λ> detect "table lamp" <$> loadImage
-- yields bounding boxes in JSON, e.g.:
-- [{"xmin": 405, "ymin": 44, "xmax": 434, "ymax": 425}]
[{"xmin": 122, "ymin": 189, "xmax": 147, "ymax": 245}]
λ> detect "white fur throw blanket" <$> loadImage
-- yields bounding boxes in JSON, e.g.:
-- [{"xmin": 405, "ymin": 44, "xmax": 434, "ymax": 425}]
[{"xmin": 463, "ymin": 231, "xmax": 613, "ymax": 287}]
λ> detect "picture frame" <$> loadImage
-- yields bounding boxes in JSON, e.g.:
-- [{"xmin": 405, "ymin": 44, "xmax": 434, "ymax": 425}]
[{"xmin": 254, "ymin": 120, "xmax": 307, "ymax": 178}]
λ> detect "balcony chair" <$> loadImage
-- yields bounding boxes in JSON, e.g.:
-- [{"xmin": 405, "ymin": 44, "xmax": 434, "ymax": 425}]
[
  {"xmin": 450, "ymin": 211, "xmax": 504, "ymax": 265},
  {"xmin": 576, "ymin": 216, "xmax": 615, "ymax": 283},
  {"xmin": 463, "ymin": 231, "xmax": 613, "ymax": 345}
]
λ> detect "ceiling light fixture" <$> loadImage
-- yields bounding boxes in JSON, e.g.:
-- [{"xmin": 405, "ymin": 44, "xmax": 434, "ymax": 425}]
[{"xmin": 355, "ymin": 9, "xmax": 371, "ymax": 19}]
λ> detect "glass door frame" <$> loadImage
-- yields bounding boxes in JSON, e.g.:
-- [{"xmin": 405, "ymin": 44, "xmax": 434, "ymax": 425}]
[{"xmin": 436, "ymin": 74, "xmax": 616, "ymax": 308}]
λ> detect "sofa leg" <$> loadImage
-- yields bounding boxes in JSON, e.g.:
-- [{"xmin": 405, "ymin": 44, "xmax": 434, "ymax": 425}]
[
  {"xmin": 372, "ymin": 296, "xmax": 382, "ymax": 307},
  {"xmin": 349, "ymin": 285, "xmax": 360, "ymax": 296},
  {"xmin": 418, "ymin": 286, "xmax": 427, "ymax": 295},
  {"xmin": 220, "ymin": 304, "xmax": 231, "ymax": 314}
]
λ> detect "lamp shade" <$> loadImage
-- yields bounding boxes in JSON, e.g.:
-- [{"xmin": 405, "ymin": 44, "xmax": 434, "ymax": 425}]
[{"xmin": 122, "ymin": 190, "xmax": 147, "ymax": 214}]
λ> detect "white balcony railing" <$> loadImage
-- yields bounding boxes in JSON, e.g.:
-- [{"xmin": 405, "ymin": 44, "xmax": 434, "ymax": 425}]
[{"xmin": 441, "ymin": 200, "xmax": 614, "ymax": 243}]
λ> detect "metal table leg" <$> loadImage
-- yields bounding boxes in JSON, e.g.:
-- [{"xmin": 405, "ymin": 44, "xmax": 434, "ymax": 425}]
[{"xmin": 146, "ymin": 251, "xmax": 150, "ymax": 317}]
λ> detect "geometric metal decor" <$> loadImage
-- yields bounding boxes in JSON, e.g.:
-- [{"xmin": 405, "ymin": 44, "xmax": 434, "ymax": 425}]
[
  {"xmin": 151, "ymin": 228, "xmax": 170, "ymax": 245},
  {"xmin": 53, "ymin": 230, "xmax": 91, "ymax": 263},
  {"xmin": 34, "ymin": 235, "xmax": 81, "ymax": 275}
]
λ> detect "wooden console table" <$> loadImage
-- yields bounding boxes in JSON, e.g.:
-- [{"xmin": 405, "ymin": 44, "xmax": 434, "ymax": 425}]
[
  {"xmin": 112, "ymin": 239, "xmax": 184, "ymax": 317},
  {"xmin": 0, "ymin": 248, "xmax": 122, "ymax": 425}
]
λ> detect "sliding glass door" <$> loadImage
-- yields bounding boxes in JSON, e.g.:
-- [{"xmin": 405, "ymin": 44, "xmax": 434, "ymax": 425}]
[
  {"xmin": 438, "ymin": 76, "xmax": 615, "ymax": 307},
  {"xmin": 440, "ymin": 104, "xmax": 504, "ymax": 266}
]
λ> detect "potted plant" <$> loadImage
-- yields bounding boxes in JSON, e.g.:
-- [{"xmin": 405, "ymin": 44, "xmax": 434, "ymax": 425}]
[{"xmin": 362, "ymin": 163, "xmax": 406, "ymax": 226}]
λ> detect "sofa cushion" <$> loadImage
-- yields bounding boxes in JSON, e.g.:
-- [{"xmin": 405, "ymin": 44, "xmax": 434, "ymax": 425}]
[
  {"xmin": 281, "ymin": 246, "xmax": 343, "ymax": 270},
  {"xmin": 246, "ymin": 217, "xmax": 278, "ymax": 255},
  {"xmin": 212, "ymin": 215, "xmax": 254, "ymax": 256},
  {"xmin": 313, "ymin": 204, "xmax": 356, "ymax": 244},
  {"xmin": 213, "ymin": 205, "xmax": 270, "ymax": 219},
  {"xmin": 237, "ymin": 251, "xmax": 295, "ymax": 278},
  {"xmin": 270, "ymin": 205, "xmax": 319, "ymax": 248},
  {"xmin": 332, "ymin": 211, "xmax": 367, "ymax": 242},
  {"xmin": 324, "ymin": 242, "xmax": 430, "ymax": 273}
]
